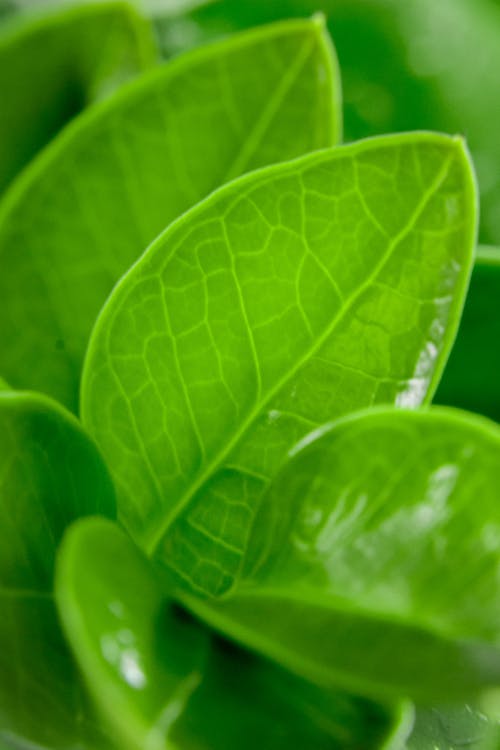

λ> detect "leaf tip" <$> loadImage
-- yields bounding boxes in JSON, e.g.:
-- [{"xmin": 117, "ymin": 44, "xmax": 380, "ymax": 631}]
[
  {"xmin": 450, "ymin": 132, "xmax": 479, "ymax": 240},
  {"xmin": 310, "ymin": 11, "xmax": 327, "ymax": 31},
  {"xmin": 449, "ymin": 132, "xmax": 473, "ymax": 165}
]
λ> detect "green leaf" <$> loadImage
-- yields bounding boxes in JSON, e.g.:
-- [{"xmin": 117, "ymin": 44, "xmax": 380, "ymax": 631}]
[
  {"xmin": 406, "ymin": 705, "xmax": 500, "ymax": 750},
  {"xmin": 0, "ymin": 16, "xmax": 339, "ymax": 413},
  {"xmin": 0, "ymin": 1, "xmax": 156, "ymax": 194},
  {"xmin": 82, "ymin": 132, "xmax": 477, "ymax": 593},
  {"xmin": 173, "ymin": 407, "xmax": 500, "ymax": 703},
  {"xmin": 0, "ymin": 391, "xmax": 116, "ymax": 749},
  {"xmin": 436, "ymin": 246, "xmax": 500, "ymax": 422},
  {"xmin": 154, "ymin": 0, "xmax": 500, "ymax": 245},
  {"xmin": 56, "ymin": 517, "xmax": 411, "ymax": 750}
]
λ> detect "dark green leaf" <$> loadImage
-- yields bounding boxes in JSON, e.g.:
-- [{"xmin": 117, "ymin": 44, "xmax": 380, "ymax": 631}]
[
  {"xmin": 0, "ymin": 16, "xmax": 339, "ymax": 412},
  {"xmin": 82, "ymin": 132, "xmax": 477, "ymax": 594},
  {"xmin": 174, "ymin": 407, "xmax": 500, "ymax": 702},
  {"xmin": 436, "ymin": 246, "xmax": 500, "ymax": 421},
  {"xmin": 0, "ymin": 1, "xmax": 156, "ymax": 193},
  {"xmin": 0, "ymin": 391, "xmax": 116, "ymax": 749},
  {"xmin": 56, "ymin": 517, "xmax": 411, "ymax": 750}
]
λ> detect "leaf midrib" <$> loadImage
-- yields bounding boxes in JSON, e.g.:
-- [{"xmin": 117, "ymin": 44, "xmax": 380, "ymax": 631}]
[
  {"xmin": 143, "ymin": 151, "xmax": 454, "ymax": 556},
  {"xmin": 220, "ymin": 30, "xmax": 318, "ymax": 184},
  {"xmin": 0, "ymin": 22, "xmax": 329, "ymax": 411},
  {"xmin": 0, "ymin": 19, "xmax": 325, "ymax": 225}
]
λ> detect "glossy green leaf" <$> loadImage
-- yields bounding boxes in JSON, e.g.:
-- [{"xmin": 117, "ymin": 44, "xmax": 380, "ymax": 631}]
[
  {"xmin": 436, "ymin": 246, "xmax": 500, "ymax": 421},
  {"xmin": 173, "ymin": 407, "xmax": 500, "ymax": 703},
  {"xmin": 406, "ymin": 705, "xmax": 500, "ymax": 750},
  {"xmin": 0, "ymin": 391, "xmax": 116, "ymax": 749},
  {"xmin": 154, "ymin": 0, "xmax": 500, "ymax": 245},
  {"xmin": 82, "ymin": 132, "xmax": 477, "ymax": 592},
  {"xmin": 0, "ymin": 1, "xmax": 156, "ymax": 193},
  {"xmin": 56, "ymin": 517, "xmax": 411, "ymax": 750},
  {"xmin": 0, "ymin": 17, "xmax": 339, "ymax": 413}
]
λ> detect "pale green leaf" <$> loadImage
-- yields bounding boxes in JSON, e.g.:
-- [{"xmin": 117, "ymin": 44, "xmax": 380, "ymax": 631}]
[
  {"xmin": 0, "ymin": 16, "xmax": 339, "ymax": 412},
  {"xmin": 175, "ymin": 407, "xmax": 500, "ymax": 702},
  {"xmin": 56, "ymin": 517, "xmax": 411, "ymax": 750},
  {"xmin": 82, "ymin": 132, "xmax": 477, "ymax": 595}
]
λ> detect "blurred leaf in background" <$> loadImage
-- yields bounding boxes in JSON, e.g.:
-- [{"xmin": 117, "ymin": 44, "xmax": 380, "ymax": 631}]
[
  {"xmin": 435, "ymin": 246, "xmax": 500, "ymax": 422},
  {"xmin": 0, "ymin": 1, "xmax": 156, "ymax": 192},
  {"xmin": 153, "ymin": 0, "xmax": 500, "ymax": 247},
  {"xmin": 3, "ymin": 0, "xmax": 499, "ymax": 245}
]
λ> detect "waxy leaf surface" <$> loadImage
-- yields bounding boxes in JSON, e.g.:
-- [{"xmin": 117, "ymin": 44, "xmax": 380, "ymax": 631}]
[
  {"xmin": 436, "ymin": 246, "xmax": 500, "ymax": 421},
  {"xmin": 0, "ymin": 1, "xmax": 156, "ymax": 193},
  {"xmin": 82, "ymin": 133, "xmax": 477, "ymax": 594},
  {"xmin": 0, "ymin": 17, "xmax": 338, "ymax": 412},
  {"xmin": 56, "ymin": 517, "xmax": 409, "ymax": 750},
  {"xmin": 177, "ymin": 407, "xmax": 500, "ymax": 702},
  {"xmin": 0, "ymin": 392, "xmax": 116, "ymax": 749},
  {"xmin": 406, "ymin": 706, "xmax": 500, "ymax": 750}
]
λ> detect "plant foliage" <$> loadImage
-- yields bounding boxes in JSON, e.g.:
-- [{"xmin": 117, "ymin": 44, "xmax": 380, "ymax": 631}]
[{"xmin": 0, "ymin": 3, "xmax": 499, "ymax": 749}]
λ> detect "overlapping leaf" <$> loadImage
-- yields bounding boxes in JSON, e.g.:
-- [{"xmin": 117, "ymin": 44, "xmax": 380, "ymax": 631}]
[
  {"xmin": 154, "ymin": 0, "xmax": 500, "ymax": 245},
  {"xmin": 56, "ymin": 518, "xmax": 410, "ymax": 750},
  {"xmin": 0, "ymin": 1, "xmax": 156, "ymax": 193},
  {"xmin": 0, "ymin": 16, "xmax": 339, "ymax": 411},
  {"xmin": 82, "ymin": 132, "xmax": 477, "ymax": 595},
  {"xmin": 0, "ymin": 391, "xmax": 116, "ymax": 748},
  {"xmin": 176, "ymin": 407, "xmax": 500, "ymax": 702},
  {"xmin": 436, "ymin": 246, "xmax": 500, "ymax": 421}
]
